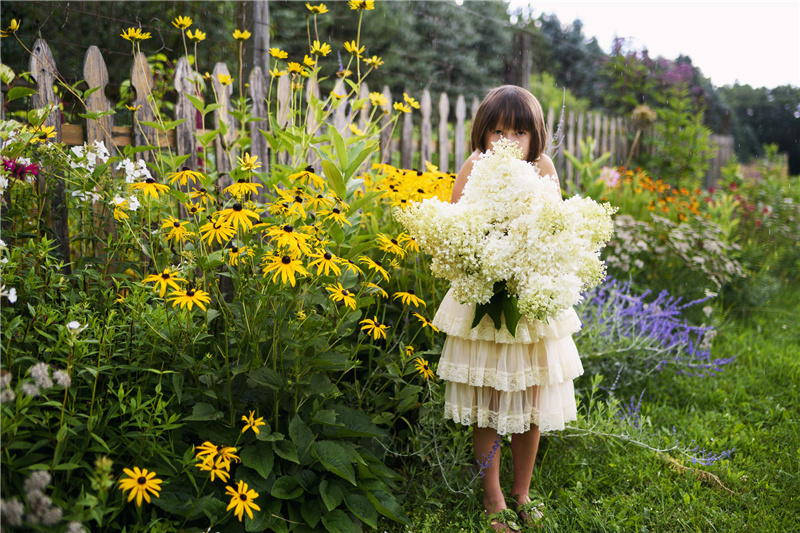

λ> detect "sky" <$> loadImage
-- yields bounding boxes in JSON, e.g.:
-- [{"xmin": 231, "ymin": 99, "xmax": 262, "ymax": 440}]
[{"xmin": 505, "ymin": 0, "xmax": 800, "ymax": 89}]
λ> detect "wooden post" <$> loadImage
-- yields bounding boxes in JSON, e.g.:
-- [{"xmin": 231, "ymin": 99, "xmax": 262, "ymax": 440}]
[
  {"xmin": 471, "ymin": 96, "xmax": 480, "ymax": 122},
  {"xmin": 332, "ymin": 79, "xmax": 347, "ymax": 134},
  {"xmin": 609, "ymin": 116, "xmax": 617, "ymax": 165},
  {"xmin": 131, "ymin": 51, "xmax": 159, "ymax": 162},
  {"xmin": 248, "ymin": 66, "xmax": 268, "ymax": 173},
  {"xmin": 420, "ymin": 90, "xmax": 431, "ymax": 167},
  {"xmin": 566, "ymin": 110, "xmax": 575, "ymax": 184},
  {"xmin": 212, "ymin": 62, "xmax": 236, "ymax": 189},
  {"xmin": 379, "ymin": 86, "xmax": 393, "ymax": 166},
  {"xmin": 594, "ymin": 113, "xmax": 602, "ymax": 157},
  {"xmin": 173, "ymin": 57, "xmax": 197, "ymax": 172},
  {"xmin": 438, "ymin": 92, "xmax": 450, "ymax": 173},
  {"xmin": 401, "ymin": 108, "xmax": 414, "ymax": 170},
  {"xmin": 276, "ymin": 75, "xmax": 291, "ymax": 165},
  {"xmin": 306, "ymin": 78, "xmax": 320, "ymax": 168},
  {"xmin": 454, "ymin": 94, "xmax": 466, "ymax": 172},
  {"xmin": 545, "ymin": 106, "xmax": 555, "ymax": 154},
  {"xmin": 358, "ymin": 82, "xmax": 370, "ymax": 133},
  {"xmin": 83, "ymin": 46, "xmax": 114, "ymax": 154},
  {"xmin": 248, "ymin": 0, "xmax": 270, "ymax": 76},
  {"xmin": 30, "ymin": 38, "xmax": 70, "ymax": 273}
]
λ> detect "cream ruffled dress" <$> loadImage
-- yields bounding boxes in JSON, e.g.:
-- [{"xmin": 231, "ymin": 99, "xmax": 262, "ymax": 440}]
[{"xmin": 433, "ymin": 290, "xmax": 584, "ymax": 435}]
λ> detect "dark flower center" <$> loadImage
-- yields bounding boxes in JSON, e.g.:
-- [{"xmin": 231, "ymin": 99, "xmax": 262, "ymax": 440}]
[
  {"xmin": 138, "ymin": 476, "xmax": 146, "ymax": 485},
  {"xmin": 332, "ymin": 208, "xmax": 340, "ymax": 214},
  {"xmin": 186, "ymin": 290, "xmax": 195, "ymax": 297},
  {"xmin": 423, "ymin": 364, "xmax": 429, "ymax": 370},
  {"xmin": 233, "ymin": 203, "xmax": 243, "ymax": 211},
  {"xmin": 231, "ymin": 247, "xmax": 239, "ymax": 253},
  {"xmin": 240, "ymin": 494, "xmax": 248, "ymax": 501},
  {"xmin": 317, "ymin": 194, "xmax": 324, "ymax": 199},
  {"xmin": 294, "ymin": 196, "xmax": 303, "ymax": 203},
  {"xmin": 389, "ymin": 185, "xmax": 396, "ymax": 190},
  {"xmin": 305, "ymin": 165, "xmax": 315, "ymax": 173},
  {"xmin": 374, "ymin": 259, "xmax": 382, "ymax": 266},
  {"xmin": 145, "ymin": 178, "xmax": 155, "ymax": 184},
  {"xmin": 324, "ymin": 252, "xmax": 332, "ymax": 260},
  {"xmin": 417, "ymin": 188, "xmax": 424, "ymax": 193},
  {"xmin": 200, "ymin": 188, "xmax": 207, "ymax": 193},
  {"xmin": 161, "ymin": 273, "xmax": 171, "ymax": 280},
  {"xmin": 283, "ymin": 225, "xmax": 293, "ymax": 233},
  {"xmin": 190, "ymin": 207, "xmax": 197, "ymax": 213},
  {"xmin": 281, "ymin": 256, "xmax": 291, "ymax": 264},
  {"xmin": 238, "ymin": 179, "xmax": 246, "ymax": 183},
  {"xmin": 400, "ymin": 199, "xmax": 407, "ymax": 204},
  {"xmin": 173, "ymin": 221, "xmax": 181, "ymax": 228},
  {"xmin": 391, "ymin": 239, "xmax": 398, "ymax": 245},
  {"xmin": 408, "ymin": 289, "xmax": 415, "ymax": 295},
  {"xmin": 282, "ymin": 202, "xmax": 289, "ymax": 208},
  {"xmin": 416, "ymin": 170, "xmax": 423, "ymax": 176}
]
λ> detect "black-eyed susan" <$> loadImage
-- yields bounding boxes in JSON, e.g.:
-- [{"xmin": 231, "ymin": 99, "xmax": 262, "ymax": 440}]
[
  {"xmin": 189, "ymin": 187, "xmax": 213, "ymax": 201},
  {"xmin": 348, "ymin": 0, "xmax": 375, "ymax": 10},
  {"xmin": 219, "ymin": 203, "xmax": 259, "ymax": 231},
  {"xmin": 342, "ymin": 259, "xmax": 364, "ymax": 276},
  {"xmin": 306, "ymin": 2, "xmax": 329, "ymax": 14},
  {"xmin": 369, "ymin": 92, "xmax": 388, "ymax": 108},
  {"xmin": 413, "ymin": 312, "xmax": 439, "ymax": 332},
  {"xmin": 161, "ymin": 216, "xmax": 191, "ymax": 245},
  {"xmin": 185, "ymin": 202, "xmax": 205, "ymax": 217},
  {"xmin": 403, "ymin": 93, "xmax": 421, "ymax": 109},
  {"xmin": 318, "ymin": 207, "xmax": 352, "ymax": 227},
  {"xmin": 225, "ymin": 480, "xmax": 261, "ymax": 522},
  {"xmin": 172, "ymin": 16, "xmax": 192, "ymax": 30},
  {"xmin": 194, "ymin": 442, "xmax": 240, "ymax": 468},
  {"xmin": 326, "ymin": 283, "xmax": 356, "ymax": 310},
  {"xmin": 274, "ymin": 188, "xmax": 308, "ymax": 219},
  {"xmin": 376, "ymin": 233, "xmax": 406, "ymax": 258},
  {"xmin": 362, "ymin": 282, "xmax": 388, "ymax": 298},
  {"xmin": 414, "ymin": 357, "xmax": 435, "ymax": 380},
  {"xmin": 265, "ymin": 224, "xmax": 312, "ymax": 255},
  {"xmin": 225, "ymin": 179, "xmax": 263, "ymax": 198},
  {"xmin": 143, "ymin": 268, "xmax": 186, "ymax": 298},
  {"xmin": 121, "ymin": 27, "xmax": 152, "ymax": 42},
  {"xmin": 237, "ymin": 152, "xmax": 261, "ymax": 171},
  {"xmin": 303, "ymin": 55, "xmax": 316, "ymax": 68},
  {"xmin": 358, "ymin": 257, "xmax": 389, "ymax": 282},
  {"xmin": 130, "ymin": 178, "xmax": 170, "ymax": 199},
  {"xmin": 267, "ymin": 201, "xmax": 291, "ymax": 217},
  {"xmin": 269, "ymin": 47, "xmax": 288, "ymax": 59},
  {"xmin": 393, "ymin": 289, "xmax": 425, "ymax": 308},
  {"xmin": 217, "ymin": 73, "xmax": 233, "ymax": 86},
  {"xmin": 125, "ymin": 104, "xmax": 142, "ymax": 112},
  {"xmin": 167, "ymin": 167, "xmax": 203, "ymax": 186},
  {"xmin": 393, "ymin": 101, "xmax": 412, "ymax": 114},
  {"xmin": 336, "ymin": 68, "xmax": 353, "ymax": 79},
  {"xmin": 331, "ymin": 91, "xmax": 346, "ymax": 100},
  {"xmin": 195, "ymin": 456, "xmax": 230, "ymax": 483},
  {"xmin": 199, "ymin": 219, "xmax": 235, "ymax": 246},
  {"xmin": 241, "ymin": 410, "xmax": 266, "ymax": 435},
  {"xmin": 262, "ymin": 255, "xmax": 308, "ymax": 287},
  {"xmin": 310, "ymin": 39, "xmax": 331, "ymax": 57},
  {"xmin": 405, "ymin": 345, "xmax": 415, "ymax": 357},
  {"xmin": 307, "ymin": 193, "xmax": 333, "ymax": 211},
  {"xmin": 168, "ymin": 287, "xmax": 212, "ymax": 311},
  {"xmin": 269, "ymin": 68, "xmax": 287, "ymax": 78},
  {"xmin": 226, "ymin": 245, "xmax": 254, "ymax": 266},
  {"xmin": 308, "ymin": 251, "xmax": 342, "ymax": 276},
  {"xmin": 287, "ymin": 62, "xmax": 304, "ymax": 75},
  {"xmin": 28, "ymin": 125, "xmax": 57, "ymax": 143},
  {"xmin": 232, "ymin": 29, "xmax": 251, "ymax": 41},
  {"xmin": 398, "ymin": 233, "xmax": 419, "ymax": 252},
  {"xmin": 118, "ymin": 466, "xmax": 162, "ymax": 506},
  {"xmin": 360, "ymin": 316, "xmax": 388, "ymax": 340},
  {"xmin": 364, "ymin": 55, "xmax": 384, "ymax": 69},
  {"xmin": 187, "ymin": 29, "xmax": 206, "ymax": 42},
  {"xmin": 343, "ymin": 40, "xmax": 365, "ymax": 57}
]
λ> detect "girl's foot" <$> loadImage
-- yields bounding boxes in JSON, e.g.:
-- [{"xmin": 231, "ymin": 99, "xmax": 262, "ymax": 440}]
[
  {"xmin": 486, "ymin": 508, "xmax": 521, "ymax": 532},
  {"xmin": 513, "ymin": 496, "xmax": 544, "ymax": 527}
]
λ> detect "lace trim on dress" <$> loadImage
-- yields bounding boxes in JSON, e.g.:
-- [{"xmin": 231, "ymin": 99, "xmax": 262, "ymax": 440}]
[
  {"xmin": 437, "ymin": 357, "xmax": 584, "ymax": 391},
  {"xmin": 444, "ymin": 402, "xmax": 577, "ymax": 434},
  {"xmin": 532, "ymin": 157, "xmax": 559, "ymax": 184}
]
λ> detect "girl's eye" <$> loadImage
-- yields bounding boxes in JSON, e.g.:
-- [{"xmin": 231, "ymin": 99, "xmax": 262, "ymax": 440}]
[
  {"xmin": 516, "ymin": 130, "xmax": 527, "ymax": 136},
  {"xmin": 492, "ymin": 130, "xmax": 502, "ymax": 135}
]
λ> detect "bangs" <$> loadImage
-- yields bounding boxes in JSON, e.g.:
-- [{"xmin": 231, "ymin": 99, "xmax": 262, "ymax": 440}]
[{"xmin": 489, "ymin": 96, "xmax": 536, "ymax": 133}]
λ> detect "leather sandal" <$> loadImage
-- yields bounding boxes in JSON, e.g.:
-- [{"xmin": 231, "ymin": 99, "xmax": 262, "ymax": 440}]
[
  {"xmin": 486, "ymin": 508, "xmax": 521, "ymax": 532},
  {"xmin": 514, "ymin": 498, "xmax": 545, "ymax": 527}
]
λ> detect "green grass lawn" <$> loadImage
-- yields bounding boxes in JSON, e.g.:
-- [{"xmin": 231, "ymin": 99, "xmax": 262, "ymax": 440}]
[{"xmin": 382, "ymin": 284, "xmax": 800, "ymax": 532}]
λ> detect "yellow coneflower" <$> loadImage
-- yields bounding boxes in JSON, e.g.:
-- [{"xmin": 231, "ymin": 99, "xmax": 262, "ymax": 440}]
[
  {"xmin": 265, "ymin": 224, "xmax": 312, "ymax": 256},
  {"xmin": 269, "ymin": 47, "xmax": 288, "ymax": 59},
  {"xmin": 342, "ymin": 259, "xmax": 364, "ymax": 276},
  {"xmin": 360, "ymin": 316, "xmax": 388, "ymax": 340},
  {"xmin": 199, "ymin": 219, "xmax": 235, "ymax": 246},
  {"xmin": 376, "ymin": 233, "xmax": 405, "ymax": 257},
  {"xmin": 226, "ymin": 245, "xmax": 254, "ymax": 266},
  {"xmin": 225, "ymin": 480, "xmax": 261, "ymax": 522},
  {"xmin": 217, "ymin": 74, "xmax": 233, "ymax": 86},
  {"xmin": 393, "ymin": 289, "xmax": 425, "ymax": 308},
  {"xmin": 325, "ymin": 283, "xmax": 356, "ymax": 310},
  {"xmin": 405, "ymin": 345, "xmax": 415, "ymax": 357},
  {"xmin": 185, "ymin": 202, "xmax": 205, "ymax": 217},
  {"xmin": 194, "ymin": 442, "xmax": 240, "ymax": 468},
  {"xmin": 121, "ymin": 27, "xmax": 152, "ymax": 42},
  {"xmin": 161, "ymin": 216, "xmax": 191, "ymax": 245},
  {"xmin": 393, "ymin": 102, "xmax": 412, "ymax": 114},
  {"xmin": 237, "ymin": 152, "xmax": 261, "ymax": 171},
  {"xmin": 187, "ymin": 29, "xmax": 206, "ymax": 42},
  {"xmin": 269, "ymin": 68, "xmax": 287, "ymax": 78},
  {"xmin": 172, "ymin": 16, "xmax": 192, "ymax": 30},
  {"xmin": 306, "ymin": 3, "xmax": 329, "ymax": 14},
  {"xmin": 168, "ymin": 287, "xmax": 212, "ymax": 311},
  {"xmin": 195, "ymin": 456, "xmax": 230, "ymax": 483},
  {"xmin": 225, "ymin": 179, "xmax": 263, "ymax": 198},
  {"xmin": 232, "ymin": 29, "xmax": 251, "ymax": 41},
  {"xmin": 167, "ymin": 167, "xmax": 203, "ymax": 186},
  {"xmin": 189, "ymin": 187, "xmax": 213, "ymax": 201},
  {"xmin": 307, "ymin": 193, "xmax": 333, "ymax": 211},
  {"xmin": 118, "ymin": 466, "xmax": 162, "ymax": 507},
  {"xmin": 343, "ymin": 40, "xmax": 365, "ymax": 58},
  {"xmin": 142, "ymin": 268, "xmax": 185, "ymax": 298},
  {"xmin": 262, "ymin": 255, "xmax": 308, "ymax": 287},
  {"xmin": 308, "ymin": 250, "xmax": 342, "ymax": 276},
  {"xmin": 364, "ymin": 55, "xmax": 383, "ymax": 69},
  {"xmin": 362, "ymin": 282, "xmax": 387, "ymax": 298},
  {"xmin": 310, "ymin": 39, "xmax": 331, "ymax": 57},
  {"xmin": 403, "ymin": 93, "xmax": 421, "ymax": 109},
  {"xmin": 414, "ymin": 357, "xmax": 435, "ymax": 380},
  {"xmin": 398, "ymin": 233, "xmax": 419, "ymax": 252},
  {"xmin": 219, "ymin": 203, "xmax": 259, "ymax": 231},
  {"xmin": 369, "ymin": 92, "xmax": 388, "ymax": 108},
  {"xmin": 318, "ymin": 207, "xmax": 351, "ymax": 227},
  {"xmin": 241, "ymin": 410, "xmax": 266, "ymax": 435},
  {"xmin": 358, "ymin": 257, "xmax": 389, "ymax": 282},
  {"xmin": 413, "ymin": 312, "xmax": 439, "ymax": 332},
  {"xmin": 130, "ymin": 178, "xmax": 170, "ymax": 199},
  {"xmin": 348, "ymin": 0, "xmax": 375, "ymax": 10}
]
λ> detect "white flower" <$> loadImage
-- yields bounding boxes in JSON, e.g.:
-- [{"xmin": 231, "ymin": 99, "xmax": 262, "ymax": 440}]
[
  {"xmin": 53, "ymin": 369, "xmax": 72, "ymax": 388},
  {"xmin": 67, "ymin": 321, "xmax": 82, "ymax": 330},
  {"xmin": 0, "ymin": 285, "xmax": 17, "ymax": 303},
  {"xmin": 29, "ymin": 362, "xmax": 53, "ymax": 389},
  {"xmin": 0, "ymin": 176, "xmax": 8, "ymax": 194}
]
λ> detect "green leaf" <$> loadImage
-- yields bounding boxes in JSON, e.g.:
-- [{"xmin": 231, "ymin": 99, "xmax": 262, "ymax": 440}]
[
  {"xmin": 329, "ymin": 223, "xmax": 345, "ymax": 245},
  {"xmin": 472, "ymin": 282, "xmax": 505, "ymax": 330},
  {"xmin": 319, "ymin": 479, "xmax": 344, "ymax": 512},
  {"xmin": 271, "ymin": 475, "xmax": 303, "ymax": 499},
  {"xmin": 321, "ymin": 509, "xmax": 355, "ymax": 533},
  {"xmin": 1, "ymin": 64, "xmax": 15, "ymax": 85},
  {"xmin": 344, "ymin": 493, "xmax": 378, "ymax": 529},
  {"xmin": 273, "ymin": 440, "xmax": 299, "ymax": 463},
  {"xmin": 366, "ymin": 490, "xmax": 412, "ymax": 526},
  {"xmin": 123, "ymin": 145, "xmax": 156, "ymax": 156},
  {"xmin": 289, "ymin": 415, "xmax": 314, "ymax": 461},
  {"xmin": 240, "ymin": 442, "xmax": 274, "ymax": 479},
  {"xmin": 183, "ymin": 402, "xmax": 222, "ymax": 421},
  {"xmin": 204, "ymin": 103, "xmax": 223, "ymax": 116},
  {"xmin": 329, "ymin": 405, "xmax": 386, "ymax": 438},
  {"xmin": 7, "ymin": 87, "xmax": 38, "ymax": 102},
  {"xmin": 321, "ymin": 159, "xmax": 346, "ymax": 199},
  {"xmin": 83, "ymin": 86, "xmax": 100, "ymax": 99},
  {"xmin": 195, "ymin": 129, "xmax": 219, "ymax": 146},
  {"xmin": 186, "ymin": 93, "xmax": 204, "ymax": 113},
  {"xmin": 344, "ymin": 142, "xmax": 377, "ymax": 180},
  {"xmin": 311, "ymin": 409, "xmax": 340, "ymax": 427},
  {"xmin": 331, "ymin": 128, "xmax": 349, "ymax": 170},
  {"xmin": 312, "ymin": 441, "xmax": 356, "ymax": 486},
  {"xmin": 502, "ymin": 291, "xmax": 522, "ymax": 337},
  {"xmin": 245, "ymin": 505, "xmax": 271, "ymax": 532},
  {"xmin": 300, "ymin": 498, "xmax": 323, "ymax": 528},
  {"xmin": 247, "ymin": 367, "xmax": 283, "ymax": 390}
]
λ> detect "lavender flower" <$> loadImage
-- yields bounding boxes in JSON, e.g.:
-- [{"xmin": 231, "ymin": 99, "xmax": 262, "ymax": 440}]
[{"xmin": 476, "ymin": 435, "xmax": 502, "ymax": 478}]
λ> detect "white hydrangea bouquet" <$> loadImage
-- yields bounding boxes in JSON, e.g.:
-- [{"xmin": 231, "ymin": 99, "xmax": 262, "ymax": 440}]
[{"xmin": 394, "ymin": 138, "xmax": 616, "ymax": 335}]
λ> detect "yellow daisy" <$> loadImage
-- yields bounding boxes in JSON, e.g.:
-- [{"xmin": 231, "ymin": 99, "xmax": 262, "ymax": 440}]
[
  {"xmin": 414, "ymin": 357, "xmax": 435, "ymax": 380},
  {"xmin": 199, "ymin": 219, "xmax": 235, "ymax": 246},
  {"xmin": 413, "ymin": 312, "xmax": 439, "ymax": 332},
  {"xmin": 172, "ymin": 16, "xmax": 192, "ymax": 30},
  {"xmin": 168, "ymin": 287, "xmax": 212, "ymax": 311},
  {"xmin": 167, "ymin": 167, "xmax": 203, "ymax": 186},
  {"xmin": 118, "ymin": 466, "xmax": 162, "ymax": 506},
  {"xmin": 142, "ymin": 268, "xmax": 185, "ymax": 298},
  {"xmin": 241, "ymin": 410, "xmax": 266, "ymax": 435},
  {"xmin": 219, "ymin": 203, "xmax": 259, "ymax": 231},
  {"xmin": 225, "ymin": 480, "xmax": 261, "ymax": 522},
  {"xmin": 310, "ymin": 39, "xmax": 331, "ymax": 57},
  {"xmin": 232, "ymin": 29, "xmax": 251, "ymax": 41},
  {"xmin": 326, "ymin": 283, "xmax": 356, "ymax": 310},
  {"xmin": 308, "ymin": 251, "xmax": 342, "ymax": 276},
  {"xmin": 360, "ymin": 316, "xmax": 389, "ymax": 340},
  {"xmin": 262, "ymin": 255, "xmax": 308, "ymax": 287},
  {"xmin": 306, "ymin": 3, "xmax": 329, "ymax": 14},
  {"xmin": 393, "ymin": 289, "xmax": 425, "ymax": 308}
]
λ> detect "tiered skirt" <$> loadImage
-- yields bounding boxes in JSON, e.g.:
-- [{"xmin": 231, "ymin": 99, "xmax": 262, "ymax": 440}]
[{"xmin": 433, "ymin": 289, "xmax": 584, "ymax": 435}]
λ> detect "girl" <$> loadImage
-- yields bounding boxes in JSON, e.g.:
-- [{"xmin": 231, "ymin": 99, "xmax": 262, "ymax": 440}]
[{"xmin": 433, "ymin": 85, "xmax": 584, "ymax": 531}]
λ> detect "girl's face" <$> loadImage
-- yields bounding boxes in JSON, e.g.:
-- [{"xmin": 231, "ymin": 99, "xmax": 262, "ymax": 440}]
[{"xmin": 485, "ymin": 125, "xmax": 531, "ymax": 159}]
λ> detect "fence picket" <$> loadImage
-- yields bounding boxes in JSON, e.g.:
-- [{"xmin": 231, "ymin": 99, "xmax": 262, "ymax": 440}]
[
  {"xmin": 131, "ymin": 52, "xmax": 158, "ymax": 162},
  {"xmin": 212, "ymin": 62, "xmax": 235, "ymax": 188},
  {"xmin": 454, "ymin": 95, "xmax": 466, "ymax": 172},
  {"xmin": 438, "ymin": 92, "xmax": 450, "ymax": 173},
  {"xmin": 420, "ymin": 90, "xmax": 432, "ymax": 167},
  {"xmin": 379, "ymin": 86, "xmax": 393, "ymax": 166},
  {"xmin": 173, "ymin": 57, "xmax": 197, "ymax": 173},
  {"xmin": 83, "ymin": 46, "xmax": 114, "ymax": 153}
]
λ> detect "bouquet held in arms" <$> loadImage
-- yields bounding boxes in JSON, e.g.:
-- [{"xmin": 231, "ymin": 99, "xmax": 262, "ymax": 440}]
[{"xmin": 394, "ymin": 138, "xmax": 616, "ymax": 336}]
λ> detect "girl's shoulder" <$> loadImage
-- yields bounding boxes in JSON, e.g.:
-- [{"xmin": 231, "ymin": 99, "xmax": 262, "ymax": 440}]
[{"xmin": 533, "ymin": 153, "xmax": 558, "ymax": 180}]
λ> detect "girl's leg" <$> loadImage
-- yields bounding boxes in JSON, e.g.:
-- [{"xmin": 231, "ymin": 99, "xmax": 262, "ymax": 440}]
[
  {"xmin": 509, "ymin": 425, "xmax": 540, "ymax": 504},
  {"xmin": 473, "ymin": 426, "xmax": 505, "ymax": 513}
]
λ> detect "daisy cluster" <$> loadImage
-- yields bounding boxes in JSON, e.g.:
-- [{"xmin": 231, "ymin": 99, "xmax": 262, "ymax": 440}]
[{"xmin": 395, "ymin": 138, "xmax": 616, "ymax": 322}]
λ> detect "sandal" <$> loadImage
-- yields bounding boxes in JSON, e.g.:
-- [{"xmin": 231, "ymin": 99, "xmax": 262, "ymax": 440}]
[
  {"xmin": 514, "ymin": 498, "xmax": 545, "ymax": 527},
  {"xmin": 486, "ymin": 508, "xmax": 521, "ymax": 532}
]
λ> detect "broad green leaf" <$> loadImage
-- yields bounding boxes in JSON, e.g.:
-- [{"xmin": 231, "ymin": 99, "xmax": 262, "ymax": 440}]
[
  {"xmin": 0, "ymin": 64, "xmax": 14, "ymax": 85},
  {"xmin": 344, "ymin": 493, "xmax": 378, "ymax": 529},
  {"xmin": 123, "ymin": 145, "xmax": 156, "ymax": 156},
  {"xmin": 300, "ymin": 498, "xmax": 323, "ymax": 528},
  {"xmin": 240, "ymin": 442, "xmax": 274, "ymax": 479},
  {"xmin": 321, "ymin": 159, "xmax": 346, "ymax": 199},
  {"xmin": 271, "ymin": 475, "xmax": 303, "ymax": 499},
  {"xmin": 312, "ymin": 441, "xmax": 355, "ymax": 486},
  {"xmin": 245, "ymin": 505, "xmax": 270, "ymax": 532},
  {"xmin": 186, "ymin": 93, "xmax": 204, "ymax": 112},
  {"xmin": 329, "ymin": 405, "xmax": 386, "ymax": 438},
  {"xmin": 329, "ymin": 222, "xmax": 345, "ymax": 245},
  {"xmin": 321, "ymin": 509, "xmax": 354, "ymax": 533},
  {"xmin": 347, "ymin": 190, "xmax": 385, "ymax": 214},
  {"xmin": 344, "ymin": 142, "xmax": 377, "ymax": 180},
  {"xmin": 195, "ymin": 129, "xmax": 219, "ymax": 146},
  {"xmin": 289, "ymin": 415, "xmax": 314, "ymax": 461},
  {"xmin": 260, "ymin": 129, "xmax": 280, "ymax": 151},
  {"xmin": 83, "ymin": 86, "xmax": 100, "ymax": 99},
  {"xmin": 273, "ymin": 439, "xmax": 299, "ymax": 463},
  {"xmin": 204, "ymin": 103, "xmax": 223, "ymax": 116},
  {"xmin": 7, "ymin": 87, "xmax": 38, "ymax": 102},
  {"xmin": 331, "ymin": 127, "xmax": 348, "ymax": 170},
  {"xmin": 183, "ymin": 402, "xmax": 222, "ymax": 421},
  {"xmin": 311, "ymin": 409, "xmax": 340, "ymax": 427},
  {"xmin": 366, "ymin": 490, "xmax": 412, "ymax": 526},
  {"xmin": 247, "ymin": 367, "xmax": 283, "ymax": 390},
  {"xmin": 319, "ymin": 478, "xmax": 344, "ymax": 511}
]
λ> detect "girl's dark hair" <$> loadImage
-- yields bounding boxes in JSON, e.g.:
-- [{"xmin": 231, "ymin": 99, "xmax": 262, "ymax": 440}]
[{"xmin": 470, "ymin": 85, "xmax": 548, "ymax": 163}]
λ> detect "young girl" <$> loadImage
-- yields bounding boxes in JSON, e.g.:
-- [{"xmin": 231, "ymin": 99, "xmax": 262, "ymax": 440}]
[{"xmin": 433, "ymin": 85, "xmax": 584, "ymax": 531}]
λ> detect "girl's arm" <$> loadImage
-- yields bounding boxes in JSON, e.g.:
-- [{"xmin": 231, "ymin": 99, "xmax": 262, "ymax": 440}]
[
  {"xmin": 537, "ymin": 154, "xmax": 558, "ymax": 181},
  {"xmin": 450, "ymin": 151, "xmax": 481, "ymax": 204}
]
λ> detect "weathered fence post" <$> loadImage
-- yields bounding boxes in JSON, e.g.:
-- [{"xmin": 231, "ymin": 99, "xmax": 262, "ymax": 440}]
[
  {"xmin": 212, "ymin": 62, "xmax": 235, "ymax": 189},
  {"xmin": 131, "ymin": 52, "xmax": 158, "ymax": 162},
  {"xmin": 83, "ymin": 46, "xmax": 114, "ymax": 153},
  {"xmin": 173, "ymin": 57, "xmax": 197, "ymax": 171},
  {"xmin": 29, "ymin": 38, "xmax": 70, "ymax": 273},
  {"xmin": 248, "ymin": 66, "xmax": 269, "ymax": 173},
  {"xmin": 419, "ymin": 90, "xmax": 431, "ymax": 166},
  {"xmin": 438, "ymin": 92, "xmax": 450, "ymax": 172},
  {"xmin": 379, "ymin": 86, "xmax": 393, "ymax": 165},
  {"xmin": 454, "ymin": 94, "xmax": 466, "ymax": 172}
]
